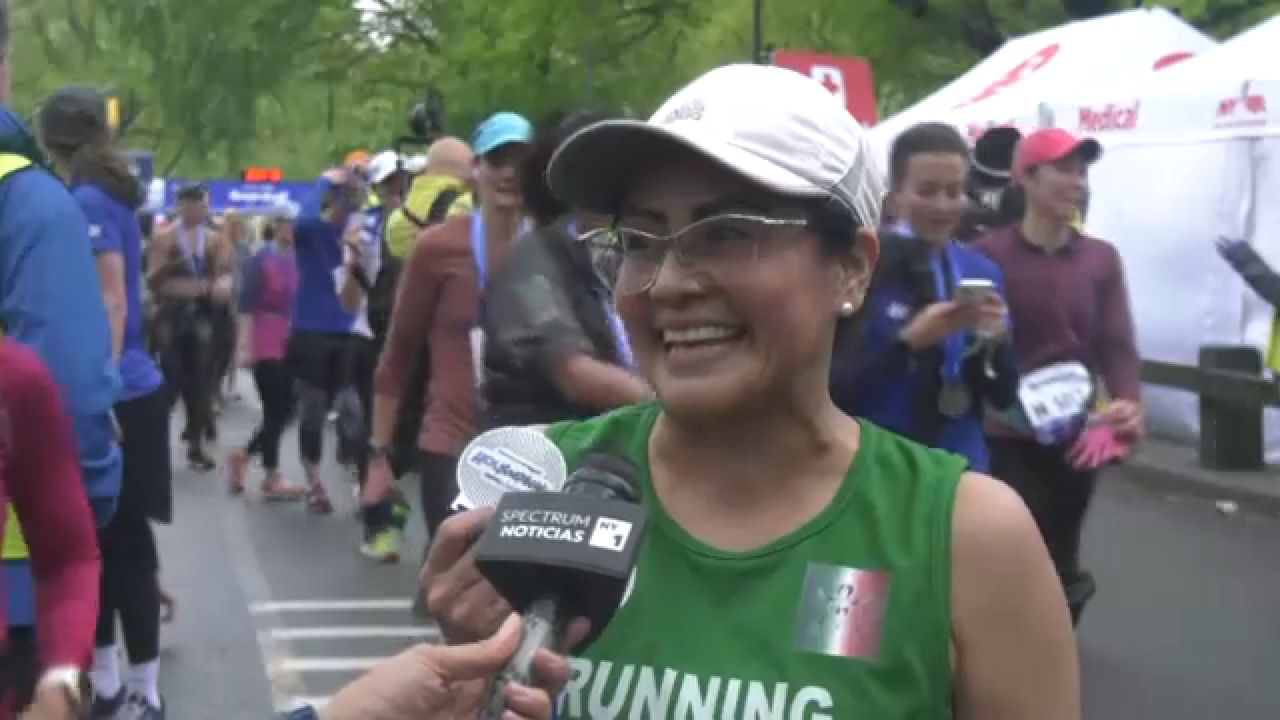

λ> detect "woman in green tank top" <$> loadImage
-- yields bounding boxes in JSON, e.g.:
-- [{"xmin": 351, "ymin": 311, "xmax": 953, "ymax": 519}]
[{"xmin": 423, "ymin": 64, "xmax": 1081, "ymax": 720}]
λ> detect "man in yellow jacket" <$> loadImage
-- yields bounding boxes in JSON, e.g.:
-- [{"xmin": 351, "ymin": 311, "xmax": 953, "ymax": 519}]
[{"xmin": 384, "ymin": 137, "xmax": 475, "ymax": 259}]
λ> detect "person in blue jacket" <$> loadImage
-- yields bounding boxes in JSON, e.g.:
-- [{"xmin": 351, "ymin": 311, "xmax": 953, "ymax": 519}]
[
  {"xmin": 831, "ymin": 122, "xmax": 1018, "ymax": 471},
  {"xmin": 0, "ymin": 24, "xmax": 122, "ymax": 714}
]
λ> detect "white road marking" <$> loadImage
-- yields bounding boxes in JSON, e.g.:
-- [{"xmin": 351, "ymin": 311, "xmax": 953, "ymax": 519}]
[
  {"xmin": 250, "ymin": 598, "xmax": 413, "ymax": 614},
  {"xmin": 269, "ymin": 625, "xmax": 438, "ymax": 640},
  {"xmin": 281, "ymin": 657, "xmax": 384, "ymax": 672}
]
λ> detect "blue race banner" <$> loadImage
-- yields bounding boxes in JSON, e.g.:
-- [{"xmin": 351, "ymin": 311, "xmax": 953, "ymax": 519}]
[{"xmin": 162, "ymin": 180, "xmax": 313, "ymax": 214}]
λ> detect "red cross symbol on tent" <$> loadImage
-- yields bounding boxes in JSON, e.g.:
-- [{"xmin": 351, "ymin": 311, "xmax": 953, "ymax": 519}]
[{"xmin": 810, "ymin": 65, "xmax": 847, "ymax": 106}]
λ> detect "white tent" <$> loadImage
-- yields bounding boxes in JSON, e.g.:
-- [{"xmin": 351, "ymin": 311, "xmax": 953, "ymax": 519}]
[
  {"xmin": 868, "ymin": 8, "xmax": 1216, "ymax": 169},
  {"xmin": 1037, "ymin": 16, "xmax": 1280, "ymax": 452}
]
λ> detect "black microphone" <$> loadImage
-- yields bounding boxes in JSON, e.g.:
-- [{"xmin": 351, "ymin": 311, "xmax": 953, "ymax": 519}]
[{"xmin": 472, "ymin": 450, "xmax": 647, "ymax": 719}]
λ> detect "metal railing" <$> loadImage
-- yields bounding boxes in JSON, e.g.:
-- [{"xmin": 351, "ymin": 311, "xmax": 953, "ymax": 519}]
[
  {"xmin": 1142, "ymin": 359, "xmax": 1280, "ymax": 409},
  {"xmin": 1141, "ymin": 347, "xmax": 1275, "ymax": 470}
]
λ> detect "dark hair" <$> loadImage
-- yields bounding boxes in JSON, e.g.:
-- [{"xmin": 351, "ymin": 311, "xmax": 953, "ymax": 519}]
[
  {"xmin": 805, "ymin": 197, "xmax": 860, "ymax": 256},
  {"xmin": 521, "ymin": 109, "xmax": 617, "ymax": 227},
  {"xmin": 39, "ymin": 88, "xmax": 143, "ymax": 209},
  {"xmin": 802, "ymin": 197, "xmax": 867, "ymax": 345},
  {"xmin": 888, "ymin": 122, "xmax": 970, "ymax": 190},
  {"xmin": 177, "ymin": 185, "xmax": 206, "ymax": 202},
  {"xmin": 55, "ymin": 140, "xmax": 143, "ymax": 209}
]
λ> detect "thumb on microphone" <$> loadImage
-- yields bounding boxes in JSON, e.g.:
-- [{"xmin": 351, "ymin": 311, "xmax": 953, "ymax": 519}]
[
  {"xmin": 434, "ymin": 613, "xmax": 524, "ymax": 683},
  {"xmin": 434, "ymin": 614, "xmax": 588, "ymax": 686}
]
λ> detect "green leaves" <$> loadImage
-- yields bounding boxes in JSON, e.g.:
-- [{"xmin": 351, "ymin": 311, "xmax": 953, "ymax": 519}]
[{"xmin": 11, "ymin": 0, "xmax": 1279, "ymax": 181}]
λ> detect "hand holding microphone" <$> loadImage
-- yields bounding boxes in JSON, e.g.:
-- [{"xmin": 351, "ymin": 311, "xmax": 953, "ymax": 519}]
[
  {"xmin": 472, "ymin": 450, "xmax": 648, "ymax": 719},
  {"xmin": 320, "ymin": 614, "xmax": 575, "ymax": 720},
  {"xmin": 422, "ymin": 427, "xmax": 569, "ymax": 644},
  {"xmin": 417, "ymin": 427, "xmax": 649, "ymax": 720}
]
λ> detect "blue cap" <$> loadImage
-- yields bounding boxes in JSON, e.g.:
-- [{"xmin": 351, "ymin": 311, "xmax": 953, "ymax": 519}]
[{"xmin": 472, "ymin": 111, "xmax": 533, "ymax": 157}]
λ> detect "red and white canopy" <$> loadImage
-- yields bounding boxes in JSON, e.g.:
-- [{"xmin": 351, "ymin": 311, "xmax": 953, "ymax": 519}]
[
  {"xmin": 1044, "ymin": 15, "xmax": 1280, "ymax": 141},
  {"xmin": 868, "ymin": 8, "xmax": 1216, "ymax": 168}
]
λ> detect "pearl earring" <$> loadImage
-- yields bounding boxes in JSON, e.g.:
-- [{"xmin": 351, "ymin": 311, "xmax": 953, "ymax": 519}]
[{"xmin": 839, "ymin": 301, "xmax": 855, "ymax": 317}]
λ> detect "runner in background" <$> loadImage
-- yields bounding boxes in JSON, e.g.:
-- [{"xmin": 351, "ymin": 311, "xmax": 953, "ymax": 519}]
[
  {"xmin": 832, "ymin": 122, "xmax": 1017, "ymax": 472},
  {"xmin": 336, "ymin": 150, "xmax": 410, "ymax": 561},
  {"xmin": 229, "ymin": 206, "xmax": 306, "ymax": 500},
  {"xmin": 38, "ymin": 84, "xmax": 175, "ymax": 720},
  {"xmin": 365, "ymin": 112, "xmax": 532, "ymax": 552},
  {"xmin": 147, "ymin": 185, "xmax": 233, "ymax": 473},
  {"xmin": 285, "ymin": 168, "xmax": 364, "ymax": 515},
  {"xmin": 977, "ymin": 128, "xmax": 1143, "ymax": 625},
  {"xmin": 373, "ymin": 137, "xmax": 475, "ymax": 509},
  {"xmin": 482, "ymin": 110, "xmax": 652, "ymax": 429},
  {"xmin": 384, "ymin": 137, "xmax": 474, "ymax": 260}
]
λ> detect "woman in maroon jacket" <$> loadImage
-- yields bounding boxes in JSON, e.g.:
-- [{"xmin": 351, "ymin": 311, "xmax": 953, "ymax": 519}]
[{"xmin": 0, "ymin": 341, "xmax": 100, "ymax": 719}]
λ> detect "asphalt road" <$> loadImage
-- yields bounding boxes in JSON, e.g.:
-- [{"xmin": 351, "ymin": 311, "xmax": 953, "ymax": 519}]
[{"xmin": 154, "ymin": 379, "xmax": 1280, "ymax": 719}]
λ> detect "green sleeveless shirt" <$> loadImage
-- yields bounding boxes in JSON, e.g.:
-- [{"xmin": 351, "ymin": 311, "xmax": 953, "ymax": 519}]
[{"xmin": 545, "ymin": 402, "xmax": 965, "ymax": 719}]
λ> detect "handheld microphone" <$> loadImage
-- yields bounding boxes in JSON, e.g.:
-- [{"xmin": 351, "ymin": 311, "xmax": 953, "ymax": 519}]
[
  {"xmin": 474, "ymin": 451, "xmax": 647, "ymax": 720},
  {"xmin": 454, "ymin": 426, "xmax": 569, "ymax": 510},
  {"xmin": 412, "ymin": 427, "xmax": 566, "ymax": 621}
]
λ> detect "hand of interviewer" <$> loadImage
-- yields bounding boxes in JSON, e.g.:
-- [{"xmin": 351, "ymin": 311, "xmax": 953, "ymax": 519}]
[
  {"xmin": 422, "ymin": 508, "xmax": 514, "ymax": 644},
  {"xmin": 321, "ymin": 614, "xmax": 581, "ymax": 720}
]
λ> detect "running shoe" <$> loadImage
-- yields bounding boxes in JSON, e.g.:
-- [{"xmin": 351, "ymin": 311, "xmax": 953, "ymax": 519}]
[
  {"xmin": 124, "ymin": 694, "xmax": 165, "ymax": 720},
  {"xmin": 89, "ymin": 688, "xmax": 127, "ymax": 719},
  {"xmin": 360, "ymin": 528, "xmax": 402, "ymax": 564}
]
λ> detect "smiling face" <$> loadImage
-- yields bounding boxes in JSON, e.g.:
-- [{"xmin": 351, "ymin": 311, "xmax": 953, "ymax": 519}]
[
  {"xmin": 1022, "ymin": 153, "xmax": 1089, "ymax": 223},
  {"xmin": 897, "ymin": 152, "xmax": 967, "ymax": 246},
  {"xmin": 613, "ymin": 153, "xmax": 876, "ymax": 420}
]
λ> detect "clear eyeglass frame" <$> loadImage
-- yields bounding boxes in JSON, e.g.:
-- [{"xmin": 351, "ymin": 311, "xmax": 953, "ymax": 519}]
[{"xmin": 577, "ymin": 212, "xmax": 810, "ymax": 295}]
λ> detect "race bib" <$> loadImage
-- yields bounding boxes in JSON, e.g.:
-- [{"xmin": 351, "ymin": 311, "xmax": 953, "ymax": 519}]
[{"xmin": 1017, "ymin": 361, "xmax": 1093, "ymax": 445}]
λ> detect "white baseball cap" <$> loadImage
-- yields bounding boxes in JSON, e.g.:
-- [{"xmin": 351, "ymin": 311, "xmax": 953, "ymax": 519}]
[
  {"xmin": 403, "ymin": 154, "xmax": 428, "ymax": 175},
  {"xmin": 547, "ymin": 63, "xmax": 884, "ymax": 229},
  {"xmin": 367, "ymin": 150, "xmax": 402, "ymax": 185}
]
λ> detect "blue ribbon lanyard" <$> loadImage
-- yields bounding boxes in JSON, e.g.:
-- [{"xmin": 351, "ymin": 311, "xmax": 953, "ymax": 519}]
[
  {"xmin": 931, "ymin": 243, "xmax": 964, "ymax": 384},
  {"xmin": 471, "ymin": 212, "xmax": 487, "ymax": 293},
  {"xmin": 179, "ymin": 225, "xmax": 206, "ymax": 276}
]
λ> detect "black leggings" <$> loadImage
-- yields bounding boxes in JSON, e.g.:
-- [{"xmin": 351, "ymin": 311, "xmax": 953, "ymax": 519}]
[
  {"xmin": 988, "ymin": 437, "xmax": 1098, "ymax": 579},
  {"xmin": 247, "ymin": 360, "xmax": 294, "ymax": 470},
  {"xmin": 95, "ymin": 514, "xmax": 161, "ymax": 663},
  {"xmin": 164, "ymin": 321, "xmax": 216, "ymax": 452},
  {"xmin": 419, "ymin": 451, "xmax": 459, "ymax": 541},
  {"xmin": 287, "ymin": 331, "xmax": 368, "ymax": 469}
]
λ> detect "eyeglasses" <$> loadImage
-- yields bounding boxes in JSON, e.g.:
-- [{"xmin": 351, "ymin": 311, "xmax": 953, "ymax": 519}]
[{"xmin": 580, "ymin": 213, "xmax": 809, "ymax": 295}]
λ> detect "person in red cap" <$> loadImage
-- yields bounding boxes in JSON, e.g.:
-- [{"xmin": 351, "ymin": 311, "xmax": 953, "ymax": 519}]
[{"xmin": 976, "ymin": 127, "xmax": 1143, "ymax": 626}]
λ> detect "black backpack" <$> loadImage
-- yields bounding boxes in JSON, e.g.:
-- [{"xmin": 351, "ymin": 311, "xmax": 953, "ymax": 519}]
[{"xmin": 367, "ymin": 187, "xmax": 462, "ymax": 341}]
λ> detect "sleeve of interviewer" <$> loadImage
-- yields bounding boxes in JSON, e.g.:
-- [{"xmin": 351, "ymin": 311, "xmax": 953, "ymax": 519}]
[{"xmin": 371, "ymin": 229, "xmax": 443, "ymax": 444}]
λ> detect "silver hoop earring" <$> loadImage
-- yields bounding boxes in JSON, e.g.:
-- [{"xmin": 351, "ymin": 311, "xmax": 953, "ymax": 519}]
[{"xmin": 839, "ymin": 301, "xmax": 856, "ymax": 317}]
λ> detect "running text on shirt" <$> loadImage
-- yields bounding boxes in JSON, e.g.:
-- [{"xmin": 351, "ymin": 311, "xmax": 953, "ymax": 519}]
[{"xmin": 559, "ymin": 659, "xmax": 836, "ymax": 719}]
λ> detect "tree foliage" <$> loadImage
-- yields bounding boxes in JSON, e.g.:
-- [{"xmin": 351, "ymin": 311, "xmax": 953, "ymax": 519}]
[{"xmin": 8, "ymin": 0, "xmax": 1278, "ymax": 181}]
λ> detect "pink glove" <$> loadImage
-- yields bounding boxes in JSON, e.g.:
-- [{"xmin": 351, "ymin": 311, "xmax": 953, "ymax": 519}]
[{"xmin": 1068, "ymin": 424, "xmax": 1132, "ymax": 470}]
